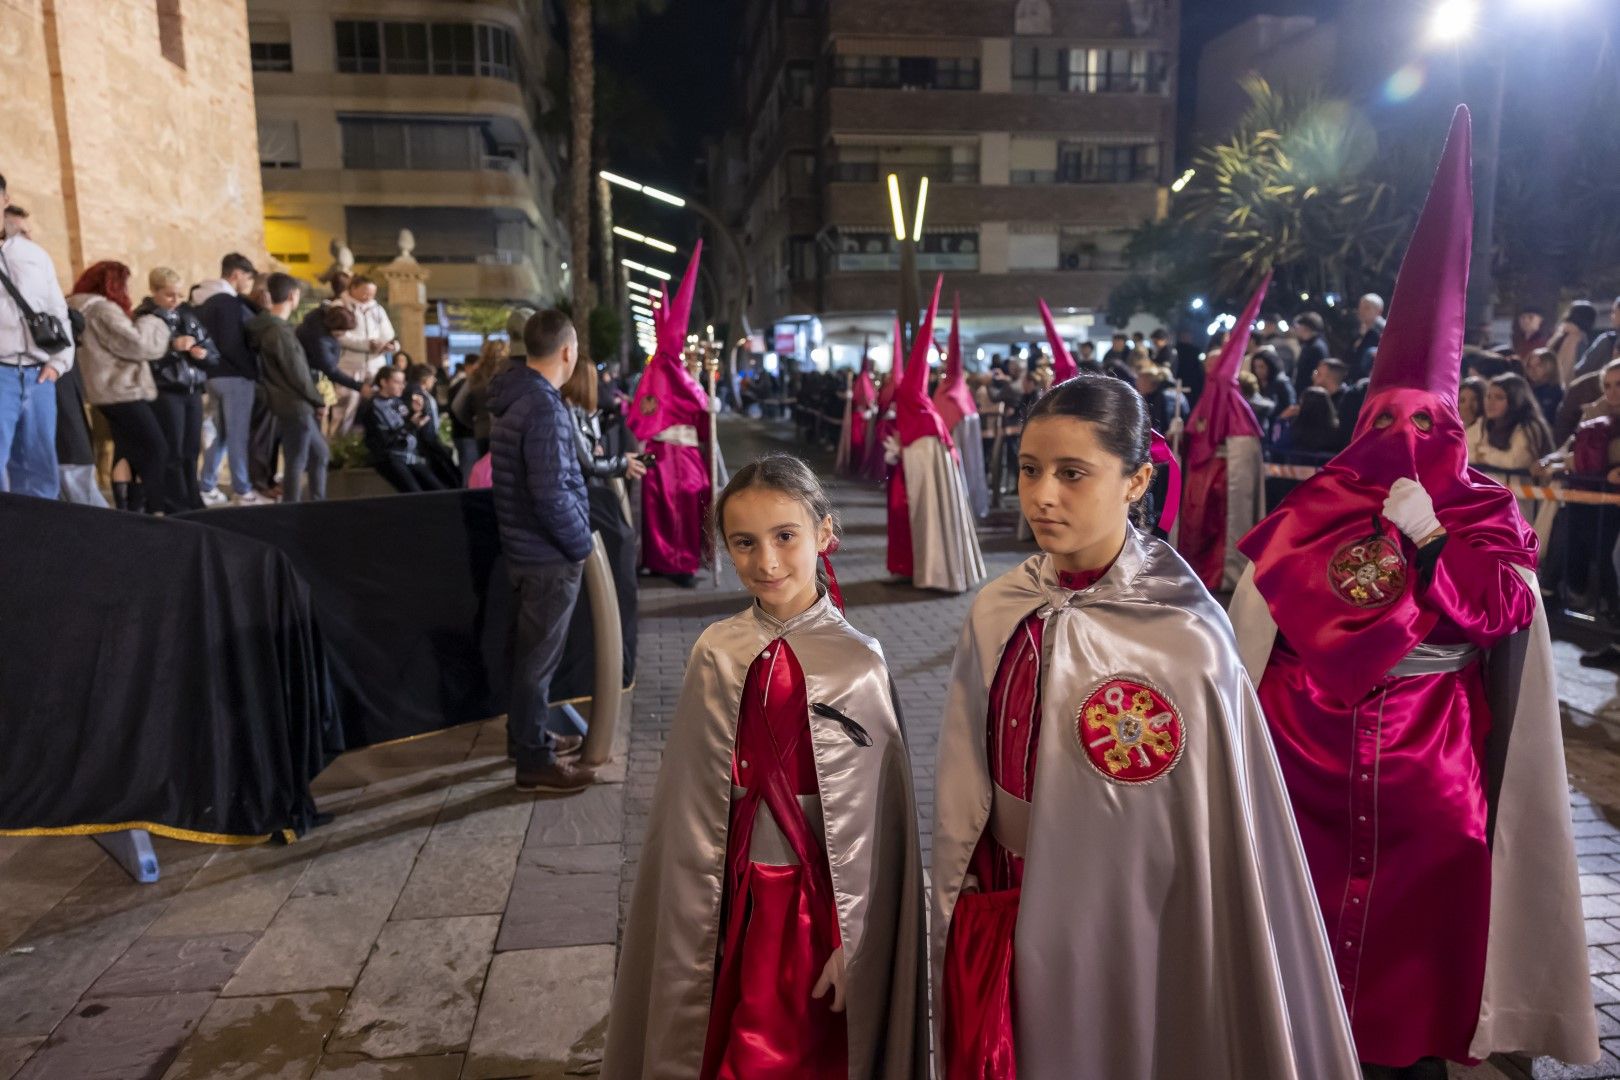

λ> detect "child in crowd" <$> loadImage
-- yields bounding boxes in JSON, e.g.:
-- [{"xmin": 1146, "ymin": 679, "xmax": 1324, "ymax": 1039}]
[
  {"xmin": 602, "ymin": 453, "xmax": 928, "ymax": 1080},
  {"xmin": 931, "ymin": 373, "xmax": 1358, "ymax": 1080}
]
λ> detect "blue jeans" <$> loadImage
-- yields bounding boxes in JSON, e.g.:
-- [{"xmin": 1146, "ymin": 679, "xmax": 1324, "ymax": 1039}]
[
  {"xmin": 200, "ymin": 376, "xmax": 254, "ymax": 496},
  {"xmin": 0, "ymin": 364, "xmax": 59, "ymax": 499}
]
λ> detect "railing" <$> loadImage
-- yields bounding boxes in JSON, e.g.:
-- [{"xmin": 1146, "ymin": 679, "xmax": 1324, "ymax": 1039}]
[{"xmin": 828, "ymin": 162, "xmax": 979, "ymax": 184}]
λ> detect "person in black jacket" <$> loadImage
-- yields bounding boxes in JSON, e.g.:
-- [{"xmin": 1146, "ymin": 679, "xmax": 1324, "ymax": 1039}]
[
  {"xmin": 249, "ymin": 274, "xmax": 328, "ymax": 503},
  {"xmin": 193, "ymin": 253, "xmax": 264, "ymax": 504},
  {"xmin": 135, "ymin": 267, "xmax": 219, "ymax": 511},
  {"xmin": 1290, "ymin": 310, "xmax": 1330, "ymax": 391},
  {"xmin": 359, "ymin": 367, "xmax": 447, "ymax": 493},
  {"xmin": 489, "ymin": 309, "xmax": 596, "ymax": 794},
  {"xmin": 296, "ymin": 302, "xmax": 366, "ymax": 439}
]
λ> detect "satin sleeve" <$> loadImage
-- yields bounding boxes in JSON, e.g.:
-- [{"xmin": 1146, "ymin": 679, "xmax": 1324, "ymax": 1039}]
[{"xmin": 1419, "ymin": 535, "xmax": 1537, "ymax": 647}]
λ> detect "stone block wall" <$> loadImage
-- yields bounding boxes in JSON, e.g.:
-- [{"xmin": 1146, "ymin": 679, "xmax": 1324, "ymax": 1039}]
[{"xmin": 1, "ymin": 0, "xmax": 267, "ymax": 290}]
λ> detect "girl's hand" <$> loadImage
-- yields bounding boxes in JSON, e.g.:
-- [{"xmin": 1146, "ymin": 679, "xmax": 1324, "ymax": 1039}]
[{"xmin": 811, "ymin": 947, "xmax": 846, "ymax": 1013}]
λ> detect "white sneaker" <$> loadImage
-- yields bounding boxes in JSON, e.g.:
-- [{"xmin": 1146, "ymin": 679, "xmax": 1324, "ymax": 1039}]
[
  {"xmin": 199, "ymin": 488, "xmax": 228, "ymax": 506},
  {"xmin": 231, "ymin": 490, "xmax": 271, "ymax": 506}
]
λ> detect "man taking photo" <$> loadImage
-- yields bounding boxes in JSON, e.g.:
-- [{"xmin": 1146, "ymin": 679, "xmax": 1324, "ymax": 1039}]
[{"xmin": 489, "ymin": 309, "xmax": 595, "ymax": 793}]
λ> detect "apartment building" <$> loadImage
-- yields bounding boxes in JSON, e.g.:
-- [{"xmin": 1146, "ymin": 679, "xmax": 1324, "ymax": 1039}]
[
  {"xmin": 247, "ymin": 0, "xmax": 569, "ymax": 306},
  {"xmin": 713, "ymin": 0, "xmax": 1179, "ymax": 351}
]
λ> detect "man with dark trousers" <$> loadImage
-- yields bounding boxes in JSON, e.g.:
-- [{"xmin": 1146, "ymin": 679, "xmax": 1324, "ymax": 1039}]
[{"xmin": 488, "ymin": 309, "xmax": 595, "ymax": 793}]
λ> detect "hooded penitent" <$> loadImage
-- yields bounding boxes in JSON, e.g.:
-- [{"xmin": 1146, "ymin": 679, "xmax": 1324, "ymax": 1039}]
[
  {"xmin": 838, "ymin": 351, "xmax": 878, "ymax": 477},
  {"xmin": 630, "ymin": 243, "xmax": 713, "ymax": 576},
  {"xmin": 934, "ymin": 294, "xmax": 989, "ymax": 519},
  {"xmin": 1036, "ymin": 299, "xmax": 1079, "ymax": 385},
  {"xmin": 1229, "ymin": 106, "xmax": 1595, "ymax": 1068},
  {"xmin": 1178, "ymin": 274, "xmax": 1269, "ymax": 589},
  {"xmin": 888, "ymin": 278, "xmax": 985, "ymax": 593},
  {"xmin": 600, "ymin": 594, "xmax": 929, "ymax": 1080}
]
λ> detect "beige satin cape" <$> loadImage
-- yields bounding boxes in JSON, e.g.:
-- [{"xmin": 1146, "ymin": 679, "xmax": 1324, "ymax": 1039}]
[
  {"xmin": 901, "ymin": 436, "xmax": 986, "ymax": 594},
  {"xmin": 602, "ymin": 593, "xmax": 928, "ymax": 1080},
  {"xmin": 932, "ymin": 532, "xmax": 1360, "ymax": 1080},
  {"xmin": 1229, "ymin": 562, "xmax": 1599, "ymax": 1064}
]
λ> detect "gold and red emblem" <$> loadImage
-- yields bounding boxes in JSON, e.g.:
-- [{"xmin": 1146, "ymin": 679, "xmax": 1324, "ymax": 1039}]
[
  {"xmin": 1327, "ymin": 535, "xmax": 1407, "ymax": 609},
  {"xmin": 1076, "ymin": 678, "xmax": 1184, "ymax": 784}
]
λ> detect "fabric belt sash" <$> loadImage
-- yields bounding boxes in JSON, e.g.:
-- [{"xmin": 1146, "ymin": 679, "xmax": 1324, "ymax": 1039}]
[
  {"xmin": 732, "ymin": 785, "xmax": 824, "ymax": 866},
  {"xmin": 656, "ymin": 425, "xmax": 700, "ymax": 447},
  {"xmin": 1386, "ymin": 641, "xmax": 1480, "ymax": 678},
  {"xmin": 990, "ymin": 782, "xmax": 1031, "ymax": 860}
]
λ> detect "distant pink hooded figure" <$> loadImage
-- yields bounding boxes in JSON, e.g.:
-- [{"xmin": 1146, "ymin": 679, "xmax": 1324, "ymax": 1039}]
[
  {"xmin": 1177, "ymin": 274, "xmax": 1269, "ymax": 590},
  {"xmin": 862, "ymin": 320, "xmax": 905, "ymax": 482},
  {"xmin": 885, "ymin": 277, "xmax": 985, "ymax": 593},
  {"xmin": 1228, "ymin": 107, "xmax": 1596, "ymax": 1071},
  {"xmin": 837, "ymin": 352, "xmax": 878, "ymax": 477},
  {"xmin": 933, "ymin": 295, "xmax": 988, "ymax": 518},
  {"xmin": 629, "ymin": 242, "xmax": 712, "ymax": 580},
  {"xmin": 1036, "ymin": 300, "xmax": 1080, "ymax": 386}
]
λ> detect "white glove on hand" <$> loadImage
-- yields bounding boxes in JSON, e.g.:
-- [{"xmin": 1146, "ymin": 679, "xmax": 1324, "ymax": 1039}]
[
  {"xmin": 1382, "ymin": 477, "xmax": 1443, "ymax": 544},
  {"xmin": 708, "ymin": 395, "xmax": 722, "ymax": 414},
  {"xmin": 883, "ymin": 434, "xmax": 901, "ymax": 466}
]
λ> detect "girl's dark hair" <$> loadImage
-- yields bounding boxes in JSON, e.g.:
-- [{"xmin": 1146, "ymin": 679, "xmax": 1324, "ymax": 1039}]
[
  {"xmin": 1250, "ymin": 345, "xmax": 1281, "ymax": 386},
  {"xmin": 713, "ymin": 452, "xmax": 840, "ymax": 548},
  {"xmin": 1024, "ymin": 373, "xmax": 1156, "ymax": 523},
  {"xmin": 1562, "ymin": 300, "xmax": 1598, "ymax": 338},
  {"xmin": 1459, "ymin": 375, "xmax": 1487, "ymax": 419},
  {"xmin": 1485, "ymin": 372, "xmax": 1554, "ymax": 457}
]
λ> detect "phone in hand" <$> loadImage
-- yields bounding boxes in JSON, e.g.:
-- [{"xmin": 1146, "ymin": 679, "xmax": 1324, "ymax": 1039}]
[{"xmin": 635, "ymin": 452, "xmax": 657, "ymax": 466}]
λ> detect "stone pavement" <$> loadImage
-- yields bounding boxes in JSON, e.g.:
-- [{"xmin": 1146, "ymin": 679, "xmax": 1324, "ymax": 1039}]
[{"xmin": 5, "ymin": 413, "xmax": 1620, "ymax": 1079}]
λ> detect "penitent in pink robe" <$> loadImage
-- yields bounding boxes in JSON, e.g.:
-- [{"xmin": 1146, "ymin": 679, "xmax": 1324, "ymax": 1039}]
[{"xmin": 1256, "ymin": 539, "xmax": 1535, "ymax": 1067}]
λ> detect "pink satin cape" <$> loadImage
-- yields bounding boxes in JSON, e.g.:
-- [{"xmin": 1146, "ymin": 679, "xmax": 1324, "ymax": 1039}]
[
  {"xmin": 628, "ymin": 243, "xmax": 708, "ymax": 443},
  {"xmin": 850, "ymin": 358, "xmax": 876, "ymax": 465},
  {"xmin": 1257, "ymin": 539, "xmax": 1535, "ymax": 1066},
  {"xmin": 701, "ymin": 638, "xmax": 847, "ymax": 1080},
  {"xmin": 933, "ymin": 294, "xmax": 978, "ymax": 433},
  {"xmin": 641, "ymin": 441, "xmax": 709, "ymax": 575},
  {"xmin": 1181, "ymin": 276, "xmax": 1268, "ymax": 588}
]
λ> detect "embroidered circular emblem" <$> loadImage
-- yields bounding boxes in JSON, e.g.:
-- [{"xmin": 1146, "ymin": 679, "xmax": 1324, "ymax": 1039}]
[
  {"xmin": 1327, "ymin": 535, "xmax": 1407, "ymax": 609},
  {"xmin": 1075, "ymin": 678, "xmax": 1184, "ymax": 784}
]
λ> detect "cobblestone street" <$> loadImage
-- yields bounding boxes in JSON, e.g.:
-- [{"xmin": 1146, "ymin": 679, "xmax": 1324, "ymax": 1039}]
[{"xmin": 5, "ymin": 415, "xmax": 1620, "ymax": 1078}]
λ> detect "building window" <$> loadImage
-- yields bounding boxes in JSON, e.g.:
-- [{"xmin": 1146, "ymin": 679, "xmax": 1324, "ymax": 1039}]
[
  {"xmin": 788, "ymin": 236, "xmax": 816, "ymax": 283},
  {"xmin": 258, "ymin": 118, "xmax": 301, "ymax": 169},
  {"xmin": 1012, "ymin": 44, "xmax": 1169, "ymax": 94},
  {"xmin": 250, "ymin": 22, "xmax": 292, "ymax": 72},
  {"xmin": 1014, "ymin": 140, "xmax": 1160, "ymax": 184},
  {"xmin": 834, "ymin": 229, "xmax": 978, "ymax": 272},
  {"xmin": 345, "ymin": 206, "xmax": 534, "ymax": 265},
  {"xmin": 335, "ymin": 20, "xmax": 521, "ymax": 83},
  {"xmin": 832, "ymin": 55, "xmax": 978, "ymax": 91},
  {"xmin": 786, "ymin": 151, "xmax": 816, "ymax": 197},
  {"xmin": 830, "ymin": 144, "xmax": 978, "ymax": 184},
  {"xmin": 156, "ymin": 0, "xmax": 185, "ymax": 69},
  {"xmin": 1059, "ymin": 228, "xmax": 1130, "ymax": 271},
  {"xmin": 1013, "ymin": 0, "xmax": 1053, "ymax": 35},
  {"xmin": 341, "ymin": 116, "xmax": 523, "ymax": 173},
  {"xmin": 785, "ymin": 62, "xmax": 815, "ymax": 108}
]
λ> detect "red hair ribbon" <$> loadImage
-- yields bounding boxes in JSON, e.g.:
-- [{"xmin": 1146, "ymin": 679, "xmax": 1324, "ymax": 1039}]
[
  {"xmin": 1150, "ymin": 431, "xmax": 1181, "ymax": 534},
  {"xmin": 820, "ymin": 538, "xmax": 845, "ymax": 613}
]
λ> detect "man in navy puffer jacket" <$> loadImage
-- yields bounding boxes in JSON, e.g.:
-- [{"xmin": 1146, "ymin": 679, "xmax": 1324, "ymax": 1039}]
[{"xmin": 489, "ymin": 309, "xmax": 596, "ymax": 793}]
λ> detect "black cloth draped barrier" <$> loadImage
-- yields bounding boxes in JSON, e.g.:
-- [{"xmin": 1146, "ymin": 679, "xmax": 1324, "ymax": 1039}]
[{"xmin": 0, "ymin": 495, "xmax": 335, "ymax": 840}]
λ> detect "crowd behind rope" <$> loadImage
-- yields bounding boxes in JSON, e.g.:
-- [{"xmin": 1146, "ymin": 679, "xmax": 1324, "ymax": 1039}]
[
  {"xmin": 780, "ymin": 294, "xmax": 1620, "ymax": 643},
  {"xmin": 0, "ymin": 173, "xmax": 638, "ymax": 529}
]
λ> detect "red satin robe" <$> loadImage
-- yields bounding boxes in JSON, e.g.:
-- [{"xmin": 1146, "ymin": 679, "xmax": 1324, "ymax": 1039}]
[
  {"xmin": 887, "ymin": 461, "xmax": 913, "ymax": 578},
  {"xmin": 942, "ymin": 567, "xmax": 1106, "ymax": 1080},
  {"xmin": 701, "ymin": 638, "xmax": 847, "ymax": 1080},
  {"xmin": 1257, "ymin": 540, "xmax": 1536, "ymax": 1067}
]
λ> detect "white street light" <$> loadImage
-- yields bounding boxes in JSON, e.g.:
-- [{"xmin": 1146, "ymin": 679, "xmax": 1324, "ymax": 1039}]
[
  {"xmin": 1170, "ymin": 168, "xmax": 1195, "ymax": 194},
  {"xmin": 1189, "ymin": 297, "xmax": 1205, "ymax": 311},
  {"xmin": 1427, "ymin": 0, "xmax": 1479, "ymax": 44},
  {"xmin": 600, "ymin": 171, "xmax": 642, "ymax": 192},
  {"xmin": 912, "ymin": 176, "xmax": 930, "ymax": 242},
  {"xmin": 643, "ymin": 185, "xmax": 686, "ymax": 207},
  {"xmin": 622, "ymin": 258, "xmax": 672, "ymax": 281},
  {"xmin": 613, "ymin": 226, "xmax": 678, "ymax": 254},
  {"xmin": 626, "ymin": 280, "xmax": 658, "ymax": 296},
  {"xmin": 887, "ymin": 173, "xmax": 907, "ymax": 242}
]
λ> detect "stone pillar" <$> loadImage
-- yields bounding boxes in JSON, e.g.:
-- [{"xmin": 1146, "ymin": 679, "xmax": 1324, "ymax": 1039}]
[{"xmin": 378, "ymin": 231, "xmax": 430, "ymax": 364}]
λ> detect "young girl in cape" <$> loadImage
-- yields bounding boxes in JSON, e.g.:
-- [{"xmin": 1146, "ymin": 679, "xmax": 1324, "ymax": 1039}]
[
  {"xmin": 602, "ymin": 453, "xmax": 928, "ymax": 1080},
  {"xmin": 931, "ymin": 373, "xmax": 1359, "ymax": 1080}
]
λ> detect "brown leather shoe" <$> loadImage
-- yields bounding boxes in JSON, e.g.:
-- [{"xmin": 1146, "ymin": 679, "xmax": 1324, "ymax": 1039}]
[{"xmin": 514, "ymin": 759, "xmax": 596, "ymax": 794}]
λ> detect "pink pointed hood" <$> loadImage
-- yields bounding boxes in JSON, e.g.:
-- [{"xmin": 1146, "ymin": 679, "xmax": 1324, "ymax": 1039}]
[
  {"xmin": 628, "ymin": 242, "xmax": 709, "ymax": 442},
  {"xmin": 896, "ymin": 276, "xmax": 952, "ymax": 447},
  {"xmin": 853, "ymin": 347, "xmax": 877, "ymax": 409},
  {"xmin": 1038, "ymin": 299, "xmax": 1080, "ymax": 384},
  {"xmin": 876, "ymin": 317, "xmax": 903, "ymax": 412},
  {"xmin": 1185, "ymin": 273, "xmax": 1269, "ymax": 467},
  {"xmin": 933, "ymin": 292, "xmax": 978, "ymax": 431},
  {"xmin": 1237, "ymin": 105, "xmax": 1536, "ymax": 706}
]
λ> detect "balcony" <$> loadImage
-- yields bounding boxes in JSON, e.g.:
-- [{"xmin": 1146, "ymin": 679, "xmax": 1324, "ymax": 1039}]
[
  {"xmin": 826, "ymin": 87, "xmax": 1169, "ymax": 137},
  {"xmin": 824, "ymin": 181, "xmax": 1159, "ymax": 229},
  {"xmin": 260, "ymin": 169, "xmax": 542, "ymax": 220},
  {"xmin": 827, "ymin": 162, "xmax": 979, "ymax": 184}
]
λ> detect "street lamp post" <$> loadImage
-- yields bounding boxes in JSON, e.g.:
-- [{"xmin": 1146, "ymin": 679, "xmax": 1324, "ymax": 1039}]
[{"xmin": 887, "ymin": 173, "xmax": 930, "ymax": 354}]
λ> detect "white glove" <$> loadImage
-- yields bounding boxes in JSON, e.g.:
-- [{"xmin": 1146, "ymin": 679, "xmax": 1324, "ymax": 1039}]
[
  {"xmin": 708, "ymin": 396, "xmax": 722, "ymax": 414},
  {"xmin": 883, "ymin": 434, "xmax": 901, "ymax": 466},
  {"xmin": 1382, "ymin": 477, "xmax": 1443, "ymax": 544}
]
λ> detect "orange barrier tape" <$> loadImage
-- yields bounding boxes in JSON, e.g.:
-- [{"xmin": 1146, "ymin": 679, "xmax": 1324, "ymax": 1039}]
[{"xmin": 1262, "ymin": 464, "xmax": 1620, "ymax": 506}]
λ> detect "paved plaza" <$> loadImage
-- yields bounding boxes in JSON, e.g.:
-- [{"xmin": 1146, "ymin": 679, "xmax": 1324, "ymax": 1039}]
[{"xmin": 4, "ymin": 415, "xmax": 1620, "ymax": 1079}]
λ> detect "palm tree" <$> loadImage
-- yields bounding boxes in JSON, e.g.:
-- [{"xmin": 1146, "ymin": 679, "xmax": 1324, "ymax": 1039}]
[{"xmin": 562, "ymin": 0, "xmax": 668, "ymax": 368}]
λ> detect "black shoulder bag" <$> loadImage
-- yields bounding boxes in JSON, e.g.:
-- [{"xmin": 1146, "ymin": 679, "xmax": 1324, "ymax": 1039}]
[{"xmin": 0, "ymin": 250, "xmax": 72, "ymax": 355}]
